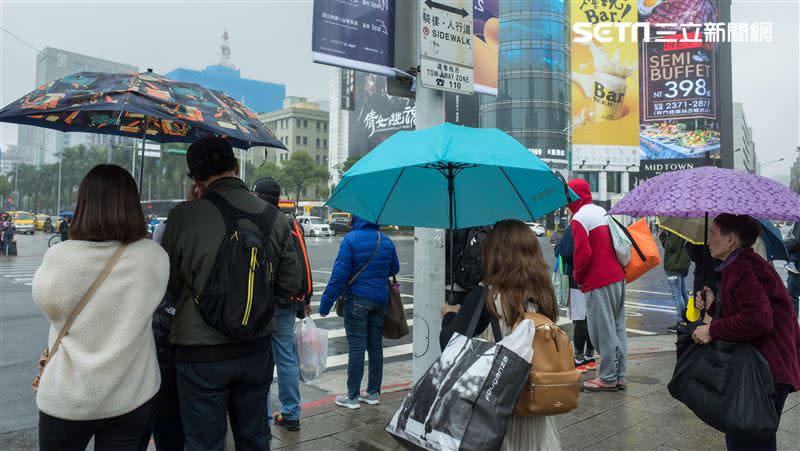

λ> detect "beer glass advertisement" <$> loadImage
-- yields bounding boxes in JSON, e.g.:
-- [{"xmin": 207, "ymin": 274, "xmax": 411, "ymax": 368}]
[
  {"xmin": 570, "ymin": 0, "xmax": 640, "ymax": 150},
  {"xmin": 349, "ymin": 71, "xmax": 416, "ymax": 157},
  {"xmin": 311, "ymin": 0, "xmax": 395, "ymax": 76},
  {"xmin": 638, "ymin": 0, "xmax": 721, "ymax": 160},
  {"xmin": 472, "ymin": 0, "xmax": 500, "ymax": 95}
]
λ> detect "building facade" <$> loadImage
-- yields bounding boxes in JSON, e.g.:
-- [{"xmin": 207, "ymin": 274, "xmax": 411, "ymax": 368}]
[
  {"xmin": 17, "ymin": 47, "xmax": 138, "ymax": 166},
  {"xmin": 166, "ymin": 65, "xmax": 285, "ymax": 114},
  {"xmin": 257, "ymin": 97, "xmax": 329, "ymax": 167},
  {"xmin": 480, "ymin": 1, "xmax": 571, "ymax": 176},
  {"xmin": 732, "ymin": 102, "xmax": 758, "ymax": 174}
]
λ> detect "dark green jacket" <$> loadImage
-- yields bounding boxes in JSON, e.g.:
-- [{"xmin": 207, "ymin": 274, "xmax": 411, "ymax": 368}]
[
  {"xmin": 659, "ymin": 231, "xmax": 691, "ymax": 277},
  {"xmin": 162, "ymin": 177, "xmax": 300, "ymax": 358}
]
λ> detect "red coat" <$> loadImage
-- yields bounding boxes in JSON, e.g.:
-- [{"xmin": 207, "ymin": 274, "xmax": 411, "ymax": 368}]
[
  {"xmin": 568, "ymin": 179, "xmax": 626, "ymax": 292},
  {"xmin": 708, "ymin": 248, "xmax": 800, "ymax": 391}
]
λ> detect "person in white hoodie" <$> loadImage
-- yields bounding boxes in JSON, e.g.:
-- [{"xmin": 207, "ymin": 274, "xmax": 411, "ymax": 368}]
[{"xmin": 33, "ymin": 164, "xmax": 169, "ymax": 451}]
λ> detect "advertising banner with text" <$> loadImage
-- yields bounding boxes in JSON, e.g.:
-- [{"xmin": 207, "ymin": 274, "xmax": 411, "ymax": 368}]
[
  {"xmin": 638, "ymin": 0, "xmax": 721, "ymax": 161},
  {"xmin": 312, "ymin": 0, "xmax": 395, "ymax": 76},
  {"xmin": 570, "ymin": 0, "xmax": 640, "ymax": 155}
]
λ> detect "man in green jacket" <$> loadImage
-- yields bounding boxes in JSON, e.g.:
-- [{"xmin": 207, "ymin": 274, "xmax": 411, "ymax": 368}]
[
  {"xmin": 162, "ymin": 136, "xmax": 300, "ymax": 451},
  {"xmin": 659, "ymin": 230, "xmax": 691, "ymax": 333}
]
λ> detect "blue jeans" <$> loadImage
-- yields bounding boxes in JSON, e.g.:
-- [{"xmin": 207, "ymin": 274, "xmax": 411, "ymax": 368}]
[
  {"xmin": 270, "ymin": 309, "xmax": 301, "ymax": 421},
  {"xmin": 343, "ymin": 295, "xmax": 386, "ymax": 400},
  {"xmin": 176, "ymin": 347, "xmax": 273, "ymax": 451},
  {"xmin": 725, "ymin": 384, "xmax": 791, "ymax": 451},
  {"xmin": 667, "ymin": 275, "xmax": 689, "ymax": 321}
]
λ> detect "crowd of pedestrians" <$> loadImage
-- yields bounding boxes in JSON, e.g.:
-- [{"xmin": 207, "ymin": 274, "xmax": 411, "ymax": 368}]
[{"xmin": 29, "ymin": 135, "xmax": 800, "ymax": 451}]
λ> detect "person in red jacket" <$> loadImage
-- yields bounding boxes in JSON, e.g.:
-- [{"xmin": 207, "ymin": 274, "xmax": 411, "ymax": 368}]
[
  {"xmin": 567, "ymin": 179, "xmax": 627, "ymax": 391},
  {"xmin": 692, "ymin": 214, "xmax": 800, "ymax": 451}
]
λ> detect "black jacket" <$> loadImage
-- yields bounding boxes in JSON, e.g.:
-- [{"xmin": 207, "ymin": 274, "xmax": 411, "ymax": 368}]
[
  {"xmin": 152, "ymin": 289, "xmax": 178, "ymax": 391},
  {"xmin": 686, "ymin": 242, "xmax": 723, "ymax": 296},
  {"xmin": 554, "ymin": 226, "xmax": 578, "ymax": 290}
]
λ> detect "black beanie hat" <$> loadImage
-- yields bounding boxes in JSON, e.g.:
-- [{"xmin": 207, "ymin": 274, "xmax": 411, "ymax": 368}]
[
  {"xmin": 252, "ymin": 176, "xmax": 281, "ymax": 206},
  {"xmin": 186, "ymin": 136, "xmax": 236, "ymax": 181}
]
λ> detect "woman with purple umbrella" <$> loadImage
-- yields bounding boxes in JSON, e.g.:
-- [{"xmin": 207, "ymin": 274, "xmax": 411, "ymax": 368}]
[
  {"xmin": 692, "ymin": 214, "xmax": 800, "ymax": 451},
  {"xmin": 611, "ymin": 167, "xmax": 800, "ymax": 449}
]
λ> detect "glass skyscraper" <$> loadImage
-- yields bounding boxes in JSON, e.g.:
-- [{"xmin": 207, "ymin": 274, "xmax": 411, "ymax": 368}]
[{"xmin": 481, "ymin": 0, "xmax": 571, "ymax": 174}]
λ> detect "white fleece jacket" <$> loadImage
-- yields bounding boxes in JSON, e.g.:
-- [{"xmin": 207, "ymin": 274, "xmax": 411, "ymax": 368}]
[{"xmin": 33, "ymin": 239, "xmax": 168, "ymax": 421}]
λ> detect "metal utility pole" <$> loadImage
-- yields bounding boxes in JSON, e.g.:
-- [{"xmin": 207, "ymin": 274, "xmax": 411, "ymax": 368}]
[
  {"xmin": 395, "ymin": 1, "xmax": 450, "ymax": 381},
  {"xmin": 56, "ymin": 150, "xmax": 62, "ymax": 216}
]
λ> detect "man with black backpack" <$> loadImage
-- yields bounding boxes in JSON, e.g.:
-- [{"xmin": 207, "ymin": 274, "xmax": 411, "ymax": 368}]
[
  {"xmin": 252, "ymin": 177, "xmax": 312, "ymax": 432},
  {"xmin": 162, "ymin": 137, "xmax": 300, "ymax": 451},
  {"xmin": 445, "ymin": 227, "xmax": 491, "ymax": 305}
]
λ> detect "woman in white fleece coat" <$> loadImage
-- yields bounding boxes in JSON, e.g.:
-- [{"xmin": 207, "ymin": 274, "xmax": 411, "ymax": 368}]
[{"xmin": 33, "ymin": 164, "xmax": 168, "ymax": 451}]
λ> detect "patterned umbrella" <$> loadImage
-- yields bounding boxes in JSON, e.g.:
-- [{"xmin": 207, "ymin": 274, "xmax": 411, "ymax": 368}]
[
  {"xmin": 0, "ymin": 70, "xmax": 284, "ymax": 150},
  {"xmin": 610, "ymin": 166, "xmax": 800, "ymax": 221}
]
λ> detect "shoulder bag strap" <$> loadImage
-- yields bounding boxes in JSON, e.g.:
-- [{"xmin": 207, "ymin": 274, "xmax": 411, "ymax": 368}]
[
  {"xmin": 43, "ymin": 244, "xmax": 128, "ymax": 370},
  {"xmin": 346, "ymin": 231, "xmax": 382, "ymax": 286},
  {"xmin": 465, "ymin": 287, "xmax": 503, "ymax": 341}
]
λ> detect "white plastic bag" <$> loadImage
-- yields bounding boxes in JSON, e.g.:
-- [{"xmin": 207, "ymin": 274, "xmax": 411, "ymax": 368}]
[
  {"xmin": 293, "ymin": 317, "xmax": 328, "ymax": 383},
  {"xmin": 607, "ymin": 215, "xmax": 632, "ymax": 266},
  {"xmin": 552, "ymin": 256, "xmax": 569, "ymax": 308}
]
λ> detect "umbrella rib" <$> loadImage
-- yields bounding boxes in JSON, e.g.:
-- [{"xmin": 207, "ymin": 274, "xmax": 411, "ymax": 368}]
[
  {"xmin": 375, "ymin": 167, "xmax": 406, "ymax": 225},
  {"xmin": 498, "ymin": 166, "xmax": 535, "ymax": 221}
]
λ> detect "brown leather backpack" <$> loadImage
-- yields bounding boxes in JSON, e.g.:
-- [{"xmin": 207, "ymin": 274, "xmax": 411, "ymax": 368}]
[{"xmin": 513, "ymin": 312, "xmax": 580, "ymax": 416}]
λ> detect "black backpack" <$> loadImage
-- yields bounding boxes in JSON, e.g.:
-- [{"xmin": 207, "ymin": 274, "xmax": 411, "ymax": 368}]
[
  {"xmin": 195, "ymin": 192, "xmax": 277, "ymax": 340},
  {"xmin": 453, "ymin": 227, "xmax": 490, "ymax": 290}
]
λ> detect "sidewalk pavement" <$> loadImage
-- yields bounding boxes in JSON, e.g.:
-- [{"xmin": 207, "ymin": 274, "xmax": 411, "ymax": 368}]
[
  {"xmin": 269, "ymin": 334, "xmax": 800, "ymax": 451},
  {"xmin": 3, "ymin": 335, "xmax": 798, "ymax": 450}
]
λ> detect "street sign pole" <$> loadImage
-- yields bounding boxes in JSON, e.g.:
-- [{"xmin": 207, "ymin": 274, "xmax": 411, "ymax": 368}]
[{"xmin": 392, "ymin": 1, "xmax": 450, "ymax": 382}]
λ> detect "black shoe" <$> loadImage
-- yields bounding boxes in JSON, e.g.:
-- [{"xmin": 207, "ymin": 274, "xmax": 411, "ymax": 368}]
[
  {"xmin": 275, "ymin": 414, "xmax": 300, "ymax": 431},
  {"xmin": 666, "ymin": 323, "xmax": 680, "ymax": 333}
]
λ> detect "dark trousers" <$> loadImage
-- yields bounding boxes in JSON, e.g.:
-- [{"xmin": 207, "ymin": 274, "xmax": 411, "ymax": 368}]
[
  {"xmin": 176, "ymin": 345, "xmax": 273, "ymax": 451},
  {"xmin": 573, "ymin": 319, "xmax": 594, "ymax": 360},
  {"xmin": 725, "ymin": 383, "xmax": 791, "ymax": 451},
  {"xmin": 39, "ymin": 399, "xmax": 152, "ymax": 451},
  {"xmin": 138, "ymin": 381, "xmax": 184, "ymax": 451}
]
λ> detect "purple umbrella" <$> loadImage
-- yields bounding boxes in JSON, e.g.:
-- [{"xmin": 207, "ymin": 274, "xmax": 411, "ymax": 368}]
[{"xmin": 610, "ymin": 167, "xmax": 800, "ymax": 221}]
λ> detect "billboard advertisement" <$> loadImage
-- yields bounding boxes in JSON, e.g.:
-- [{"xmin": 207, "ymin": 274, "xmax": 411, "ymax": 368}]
[
  {"xmin": 348, "ymin": 71, "xmax": 416, "ymax": 157},
  {"xmin": 638, "ymin": 0, "xmax": 721, "ymax": 160},
  {"xmin": 311, "ymin": 0, "xmax": 395, "ymax": 76},
  {"xmin": 472, "ymin": 0, "xmax": 500, "ymax": 95},
  {"xmin": 570, "ymin": 0, "xmax": 640, "ymax": 152}
]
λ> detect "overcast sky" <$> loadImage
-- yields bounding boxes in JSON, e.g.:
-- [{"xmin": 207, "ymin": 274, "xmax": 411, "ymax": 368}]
[{"xmin": 1, "ymin": 1, "xmax": 798, "ymax": 181}]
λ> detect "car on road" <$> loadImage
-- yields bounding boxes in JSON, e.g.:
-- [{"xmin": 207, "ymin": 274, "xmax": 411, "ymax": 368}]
[
  {"xmin": 9, "ymin": 211, "xmax": 36, "ymax": 235},
  {"xmin": 34, "ymin": 214, "xmax": 52, "ymax": 232},
  {"xmin": 297, "ymin": 216, "xmax": 333, "ymax": 237},
  {"xmin": 328, "ymin": 217, "xmax": 351, "ymax": 235},
  {"xmin": 526, "ymin": 222, "xmax": 546, "ymax": 237}
]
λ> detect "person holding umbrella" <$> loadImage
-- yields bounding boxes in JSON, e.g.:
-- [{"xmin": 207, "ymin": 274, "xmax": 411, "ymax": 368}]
[{"xmin": 692, "ymin": 214, "xmax": 800, "ymax": 450}]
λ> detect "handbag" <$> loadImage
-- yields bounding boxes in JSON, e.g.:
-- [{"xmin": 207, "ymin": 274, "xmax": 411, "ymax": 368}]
[
  {"xmin": 383, "ymin": 275, "xmax": 409, "ymax": 339},
  {"xmin": 386, "ymin": 291, "xmax": 534, "ymax": 451},
  {"xmin": 609, "ymin": 217, "xmax": 661, "ymax": 283},
  {"xmin": 32, "ymin": 244, "xmax": 128, "ymax": 392},
  {"xmin": 552, "ymin": 256, "xmax": 569, "ymax": 308},
  {"xmin": 335, "ymin": 232, "xmax": 381, "ymax": 317},
  {"xmin": 607, "ymin": 215, "xmax": 632, "ymax": 266},
  {"xmin": 667, "ymin": 292, "xmax": 779, "ymax": 440}
]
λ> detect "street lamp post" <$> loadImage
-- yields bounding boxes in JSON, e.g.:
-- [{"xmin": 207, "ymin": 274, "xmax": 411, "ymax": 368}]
[{"xmin": 760, "ymin": 158, "xmax": 785, "ymax": 169}]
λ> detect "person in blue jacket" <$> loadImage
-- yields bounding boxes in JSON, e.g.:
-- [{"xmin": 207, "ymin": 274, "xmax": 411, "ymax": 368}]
[{"xmin": 319, "ymin": 216, "xmax": 400, "ymax": 409}]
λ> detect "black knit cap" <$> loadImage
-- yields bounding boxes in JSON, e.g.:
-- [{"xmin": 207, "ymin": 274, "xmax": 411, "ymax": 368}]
[
  {"xmin": 186, "ymin": 136, "xmax": 236, "ymax": 181},
  {"xmin": 252, "ymin": 176, "xmax": 281, "ymax": 206}
]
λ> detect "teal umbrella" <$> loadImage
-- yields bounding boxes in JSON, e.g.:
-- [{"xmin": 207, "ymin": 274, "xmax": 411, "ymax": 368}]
[
  {"xmin": 327, "ymin": 123, "xmax": 576, "ymax": 300},
  {"xmin": 327, "ymin": 123, "xmax": 576, "ymax": 229}
]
